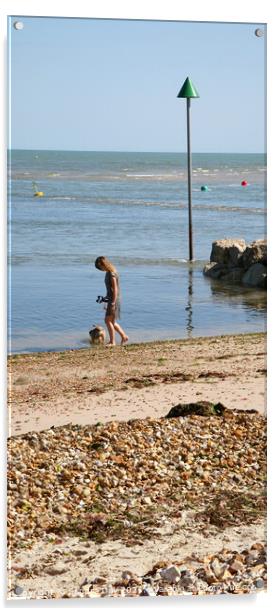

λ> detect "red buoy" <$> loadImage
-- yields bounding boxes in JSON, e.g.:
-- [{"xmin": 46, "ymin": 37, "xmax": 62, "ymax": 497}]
[{"xmin": 241, "ymin": 180, "xmax": 248, "ymax": 186}]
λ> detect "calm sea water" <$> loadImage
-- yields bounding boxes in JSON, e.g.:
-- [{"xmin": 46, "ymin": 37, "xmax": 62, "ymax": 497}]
[{"xmin": 8, "ymin": 150, "xmax": 266, "ymax": 354}]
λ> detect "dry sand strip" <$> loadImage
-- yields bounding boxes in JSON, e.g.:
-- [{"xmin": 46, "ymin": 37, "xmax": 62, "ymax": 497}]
[
  {"xmin": 8, "ymin": 333, "xmax": 266, "ymax": 436},
  {"xmin": 8, "ymin": 521, "xmax": 266, "ymax": 599}
]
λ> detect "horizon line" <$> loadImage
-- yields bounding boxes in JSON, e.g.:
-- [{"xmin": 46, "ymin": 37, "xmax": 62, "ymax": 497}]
[{"xmin": 8, "ymin": 148, "xmax": 266, "ymax": 155}]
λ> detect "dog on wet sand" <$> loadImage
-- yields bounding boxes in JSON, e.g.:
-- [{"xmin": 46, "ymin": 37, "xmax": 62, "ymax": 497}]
[{"xmin": 89, "ymin": 325, "xmax": 106, "ymax": 345}]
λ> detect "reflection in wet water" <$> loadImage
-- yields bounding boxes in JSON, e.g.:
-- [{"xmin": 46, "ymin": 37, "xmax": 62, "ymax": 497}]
[
  {"xmin": 208, "ymin": 277, "xmax": 267, "ymax": 313},
  {"xmin": 185, "ymin": 267, "xmax": 194, "ymax": 337},
  {"xmin": 184, "ymin": 266, "xmax": 266, "ymax": 339}
]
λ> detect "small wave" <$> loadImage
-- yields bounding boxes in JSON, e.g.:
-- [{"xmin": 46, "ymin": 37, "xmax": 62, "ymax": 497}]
[
  {"xmin": 108, "ymin": 256, "xmax": 206, "ymax": 269},
  {"xmin": 124, "ymin": 173, "xmax": 185, "ymax": 180},
  {"xmin": 200, "ymin": 173, "xmax": 217, "ymax": 177},
  {"xmin": 49, "ymin": 196, "xmax": 77, "ymax": 201},
  {"xmin": 125, "ymin": 173, "xmax": 165, "ymax": 178},
  {"xmin": 8, "ymin": 255, "xmax": 32, "ymax": 265},
  {"xmin": 93, "ymin": 197, "xmax": 183, "ymax": 208},
  {"xmin": 194, "ymin": 204, "xmax": 264, "ymax": 214}
]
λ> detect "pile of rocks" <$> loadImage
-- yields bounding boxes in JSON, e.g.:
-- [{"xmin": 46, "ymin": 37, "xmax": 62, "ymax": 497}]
[
  {"xmin": 7, "ymin": 406, "xmax": 267, "ymax": 599},
  {"xmin": 203, "ymin": 239, "xmax": 267, "ymax": 288},
  {"xmin": 85, "ymin": 542, "xmax": 267, "ymax": 597},
  {"xmin": 7, "ymin": 407, "xmax": 266, "ymax": 553},
  {"xmin": 9, "ymin": 543, "xmax": 267, "ymax": 598}
]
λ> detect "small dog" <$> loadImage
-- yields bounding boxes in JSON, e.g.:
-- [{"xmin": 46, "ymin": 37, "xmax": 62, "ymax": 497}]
[{"xmin": 89, "ymin": 325, "xmax": 106, "ymax": 345}]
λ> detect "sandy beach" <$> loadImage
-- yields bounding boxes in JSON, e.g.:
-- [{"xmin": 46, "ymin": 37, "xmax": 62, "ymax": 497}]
[
  {"xmin": 7, "ymin": 333, "xmax": 267, "ymax": 599},
  {"xmin": 8, "ymin": 332, "xmax": 266, "ymax": 437}
]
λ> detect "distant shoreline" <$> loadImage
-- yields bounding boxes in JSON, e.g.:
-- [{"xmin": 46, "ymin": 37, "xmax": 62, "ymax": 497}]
[{"xmin": 8, "ymin": 148, "xmax": 266, "ymax": 155}]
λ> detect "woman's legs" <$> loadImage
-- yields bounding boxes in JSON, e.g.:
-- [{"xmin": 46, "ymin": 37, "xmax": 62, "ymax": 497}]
[
  {"xmin": 105, "ymin": 316, "xmax": 128, "ymax": 345},
  {"xmin": 105, "ymin": 316, "xmax": 116, "ymax": 345},
  {"xmin": 114, "ymin": 322, "xmax": 129, "ymax": 344}
]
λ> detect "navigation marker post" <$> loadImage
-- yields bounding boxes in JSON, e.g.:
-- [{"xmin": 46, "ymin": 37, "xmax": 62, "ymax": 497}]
[{"xmin": 177, "ymin": 77, "xmax": 199, "ymax": 261}]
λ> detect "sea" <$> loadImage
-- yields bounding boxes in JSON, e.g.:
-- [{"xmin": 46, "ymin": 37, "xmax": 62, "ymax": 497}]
[{"xmin": 7, "ymin": 150, "xmax": 267, "ymax": 354}]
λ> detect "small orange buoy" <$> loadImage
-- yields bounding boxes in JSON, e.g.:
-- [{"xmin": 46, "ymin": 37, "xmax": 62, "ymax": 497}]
[{"xmin": 241, "ymin": 180, "xmax": 248, "ymax": 187}]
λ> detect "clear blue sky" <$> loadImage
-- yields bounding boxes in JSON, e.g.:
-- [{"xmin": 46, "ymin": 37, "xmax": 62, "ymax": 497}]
[{"xmin": 8, "ymin": 16, "xmax": 266, "ymax": 152}]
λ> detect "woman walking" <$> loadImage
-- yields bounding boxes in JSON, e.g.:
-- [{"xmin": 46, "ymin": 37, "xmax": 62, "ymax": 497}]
[{"xmin": 95, "ymin": 256, "xmax": 129, "ymax": 346}]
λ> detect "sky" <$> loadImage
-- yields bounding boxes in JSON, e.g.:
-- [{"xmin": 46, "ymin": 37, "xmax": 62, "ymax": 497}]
[{"xmin": 8, "ymin": 16, "xmax": 266, "ymax": 153}]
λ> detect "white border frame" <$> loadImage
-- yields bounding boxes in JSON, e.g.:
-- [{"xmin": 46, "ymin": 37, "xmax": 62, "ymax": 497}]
[{"xmin": 1, "ymin": 2, "xmax": 277, "ymax": 615}]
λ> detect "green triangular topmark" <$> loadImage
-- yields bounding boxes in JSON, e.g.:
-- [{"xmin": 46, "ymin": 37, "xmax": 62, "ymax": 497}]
[{"xmin": 177, "ymin": 77, "xmax": 199, "ymax": 98}]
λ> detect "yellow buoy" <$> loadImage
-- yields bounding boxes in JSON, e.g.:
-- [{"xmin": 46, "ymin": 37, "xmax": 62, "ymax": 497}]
[{"xmin": 32, "ymin": 182, "xmax": 44, "ymax": 197}]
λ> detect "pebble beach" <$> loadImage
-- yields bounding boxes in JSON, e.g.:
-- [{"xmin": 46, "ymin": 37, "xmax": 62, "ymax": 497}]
[{"xmin": 7, "ymin": 332, "xmax": 266, "ymax": 599}]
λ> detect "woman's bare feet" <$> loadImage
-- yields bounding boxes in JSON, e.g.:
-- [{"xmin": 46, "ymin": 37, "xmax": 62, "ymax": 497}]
[
  {"xmin": 121, "ymin": 336, "xmax": 129, "ymax": 345},
  {"xmin": 106, "ymin": 342, "xmax": 116, "ymax": 347}
]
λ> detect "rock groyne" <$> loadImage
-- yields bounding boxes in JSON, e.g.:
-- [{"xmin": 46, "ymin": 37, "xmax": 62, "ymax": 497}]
[{"xmin": 203, "ymin": 239, "xmax": 267, "ymax": 288}]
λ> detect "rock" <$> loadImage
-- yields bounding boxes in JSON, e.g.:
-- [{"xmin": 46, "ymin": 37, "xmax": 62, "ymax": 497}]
[
  {"xmin": 142, "ymin": 576, "xmax": 153, "ymax": 584},
  {"xmin": 229, "ymin": 560, "xmax": 245, "ymax": 574},
  {"xmin": 245, "ymin": 550, "xmax": 259, "ymax": 565},
  {"xmin": 242, "ymin": 263, "xmax": 267, "ymax": 288},
  {"xmin": 72, "ymin": 549, "xmax": 88, "ymax": 556},
  {"xmin": 242, "ymin": 240, "xmax": 267, "ymax": 268},
  {"xmin": 92, "ymin": 576, "xmax": 107, "ymax": 585},
  {"xmin": 179, "ymin": 573, "xmax": 197, "ymax": 590},
  {"xmin": 156, "ymin": 589, "xmax": 170, "ymax": 596},
  {"xmin": 121, "ymin": 570, "xmax": 133, "ymax": 580},
  {"xmin": 160, "ymin": 565, "xmax": 181, "ymax": 584},
  {"xmin": 80, "ymin": 577, "xmax": 89, "ymax": 587},
  {"xmin": 14, "ymin": 585, "xmax": 24, "ymax": 596},
  {"xmin": 203, "ymin": 262, "xmax": 227, "ymax": 279},
  {"xmin": 251, "ymin": 564, "xmax": 265, "ymax": 576},
  {"xmin": 203, "ymin": 238, "xmax": 267, "ymax": 288},
  {"xmin": 210, "ymin": 558, "xmax": 227, "ymax": 580},
  {"xmin": 250, "ymin": 543, "xmax": 264, "ymax": 551},
  {"xmin": 140, "ymin": 586, "xmax": 156, "ymax": 596},
  {"xmin": 219, "ymin": 268, "xmax": 244, "ymax": 284},
  {"xmin": 102, "ymin": 584, "xmax": 113, "ymax": 596},
  {"xmin": 166, "ymin": 401, "xmax": 227, "ymax": 418},
  {"xmin": 45, "ymin": 565, "xmax": 69, "ymax": 576},
  {"xmin": 82, "ymin": 488, "xmax": 91, "ymax": 497},
  {"xmin": 129, "ymin": 576, "xmax": 143, "ymax": 586},
  {"xmin": 210, "ymin": 239, "xmax": 246, "ymax": 266},
  {"xmin": 254, "ymin": 578, "xmax": 264, "ymax": 589},
  {"xmin": 204, "ymin": 568, "xmax": 218, "ymax": 585}
]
